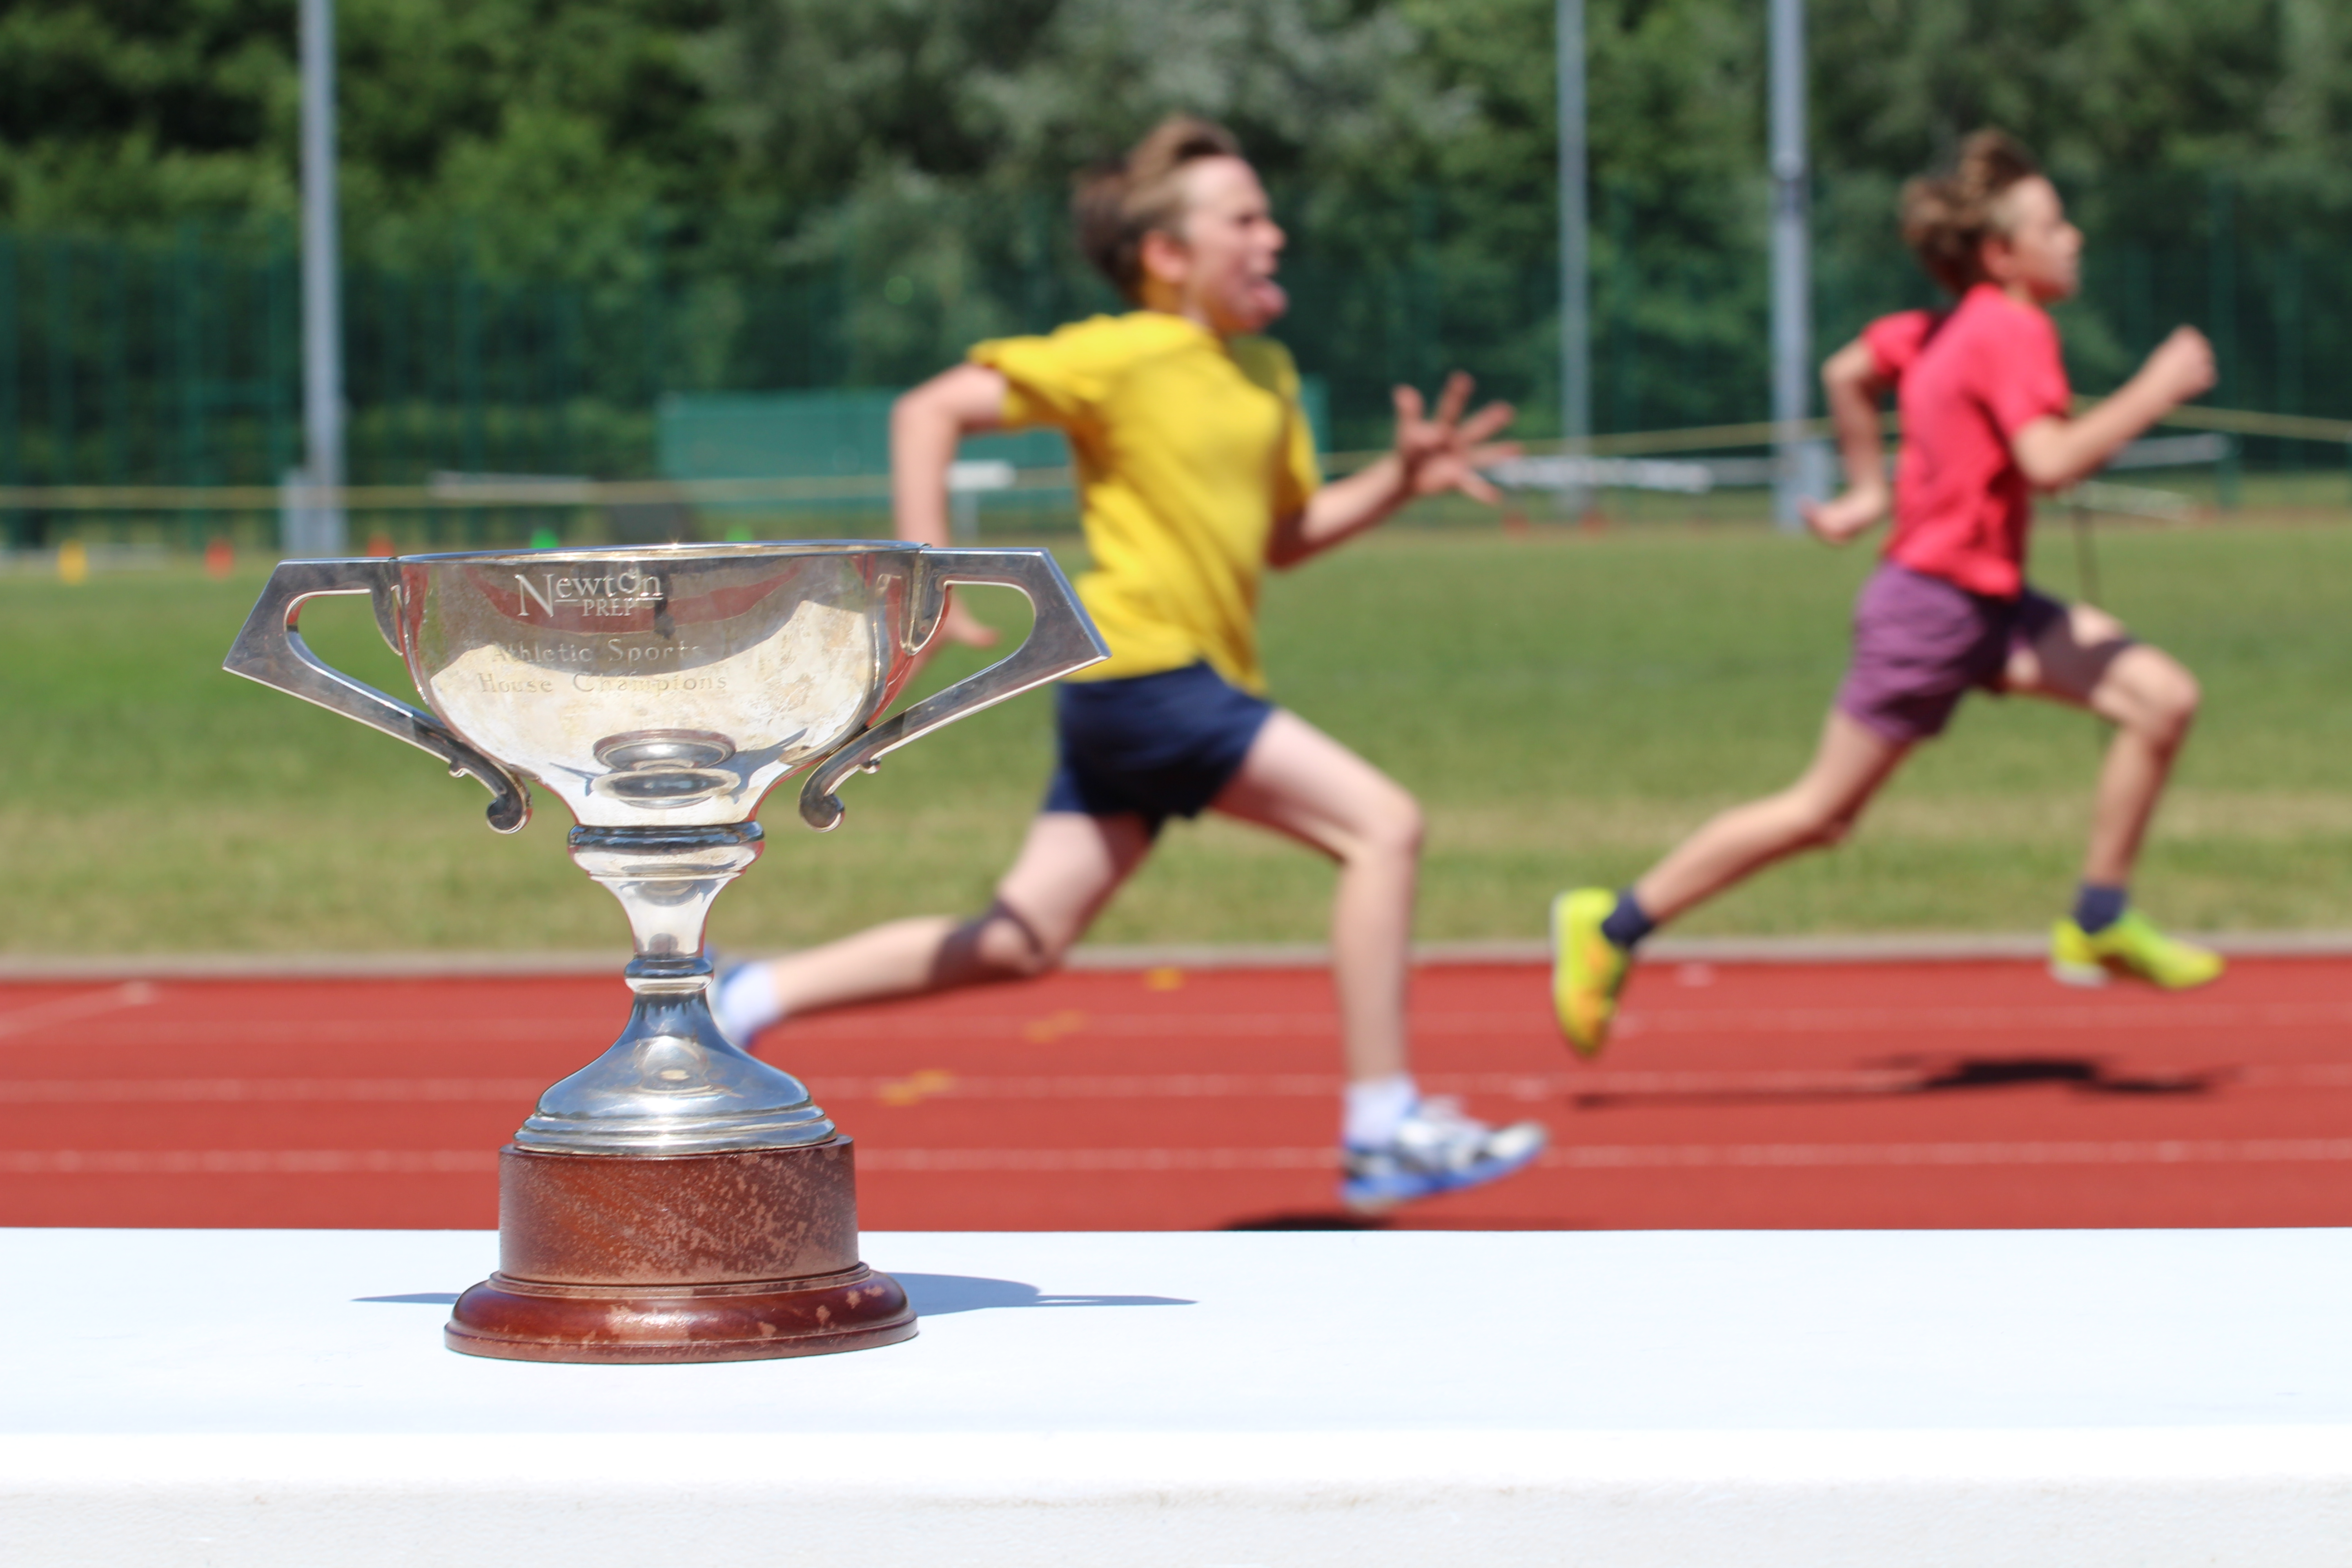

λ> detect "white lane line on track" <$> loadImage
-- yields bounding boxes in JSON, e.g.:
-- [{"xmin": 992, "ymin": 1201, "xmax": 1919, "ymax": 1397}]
[
  {"xmin": 0, "ymin": 982, "xmax": 158, "ymax": 1043},
  {"xmin": 0, "ymin": 1149, "xmax": 498, "ymax": 1174},
  {"xmin": 12, "ymin": 1138, "xmax": 2352, "ymax": 1176},
  {"xmin": 12, "ymin": 1062, "xmax": 2350, "ymax": 1106},
  {"xmin": 0, "ymin": 1078, "xmax": 546, "ymax": 1103},
  {"xmin": 809, "ymin": 1063, "xmax": 2259, "ymax": 1100},
  {"xmin": 41, "ymin": 1000, "xmax": 2352, "ymax": 1049},
  {"xmin": 1609, "ymin": 1001, "xmax": 2352, "ymax": 1037},
  {"xmin": 1544, "ymin": 1138, "xmax": 2352, "ymax": 1168},
  {"xmin": 855, "ymin": 1139, "xmax": 2352, "ymax": 1171},
  {"xmin": 784, "ymin": 999, "xmax": 2352, "ymax": 1041},
  {"xmin": 41, "ymin": 1019, "xmax": 617, "ymax": 1049}
]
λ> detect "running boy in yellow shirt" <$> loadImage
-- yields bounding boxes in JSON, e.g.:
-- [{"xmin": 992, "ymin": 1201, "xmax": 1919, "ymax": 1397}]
[{"xmin": 715, "ymin": 116, "xmax": 1544, "ymax": 1211}]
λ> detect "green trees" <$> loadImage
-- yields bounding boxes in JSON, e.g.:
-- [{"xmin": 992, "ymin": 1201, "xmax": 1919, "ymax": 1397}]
[
  {"xmin": 0, "ymin": 0, "xmax": 298, "ymax": 228},
  {"xmin": 0, "ymin": 0, "xmax": 729, "ymax": 269},
  {"xmin": 12, "ymin": 0, "xmax": 2351, "ymax": 268},
  {"xmin": 3, "ymin": 0, "xmax": 2349, "ymax": 457}
]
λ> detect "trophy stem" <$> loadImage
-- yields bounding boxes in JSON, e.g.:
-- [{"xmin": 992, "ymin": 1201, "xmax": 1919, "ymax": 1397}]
[
  {"xmin": 452, "ymin": 819, "xmax": 913, "ymax": 1363},
  {"xmin": 570, "ymin": 821, "xmax": 761, "ymax": 969},
  {"xmin": 508, "ymin": 823, "xmax": 835, "ymax": 1156}
]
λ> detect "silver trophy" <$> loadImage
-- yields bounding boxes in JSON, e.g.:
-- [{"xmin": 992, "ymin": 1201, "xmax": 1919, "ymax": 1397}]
[{"xmin": 226, "ymin": 542, "xmax": 1105, "ymax": 1361}]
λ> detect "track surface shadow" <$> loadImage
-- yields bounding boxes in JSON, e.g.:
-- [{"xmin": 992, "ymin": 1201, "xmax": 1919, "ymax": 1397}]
[
  {"xmin": 1914, "ymin": 1056, "xmax": 2219, "ymax": 1096},
  {"xmin": 1576, "ymin": 1054, "xmax": 2221, "ymax": 1110}
]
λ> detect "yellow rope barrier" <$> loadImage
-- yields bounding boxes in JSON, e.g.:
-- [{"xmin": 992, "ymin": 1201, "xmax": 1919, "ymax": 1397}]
[
  {"xmin": 0, "ymin": 469, "xmax": 1072, "ymax": 513},
  {"xmin": 0, "ymin": 403, "xmax": 2328, "ymax": 513}
]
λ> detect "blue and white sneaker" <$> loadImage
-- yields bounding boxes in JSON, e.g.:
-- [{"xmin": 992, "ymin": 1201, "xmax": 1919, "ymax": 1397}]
[{"xmin": 1340, "ymin": 1098, "xmax": 1548, "ymax": 1213}]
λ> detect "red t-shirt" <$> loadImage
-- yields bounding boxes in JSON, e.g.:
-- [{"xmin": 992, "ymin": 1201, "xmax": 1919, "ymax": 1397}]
[{"xmin": 1861, "ymin": 284, "xmax": 2072, "ymax": 599}]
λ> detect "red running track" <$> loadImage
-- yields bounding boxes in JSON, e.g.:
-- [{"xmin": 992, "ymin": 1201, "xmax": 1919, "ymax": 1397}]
[{"xmin": 5, "ymin": 955, "xmax": 2352, "ymax": 1230}]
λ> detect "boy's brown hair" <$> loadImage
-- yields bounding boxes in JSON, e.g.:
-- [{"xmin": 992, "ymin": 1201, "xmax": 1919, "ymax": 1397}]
[
  {"xmin": 1900, "ymin": 129, "xmax": 2045, "ymax": 295},
  {"xmin": 1074, "ymin": 115, "xmax": 1245, "ymax": 303}
]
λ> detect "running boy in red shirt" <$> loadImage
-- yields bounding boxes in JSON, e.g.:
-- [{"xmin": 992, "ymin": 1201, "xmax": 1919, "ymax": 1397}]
[{"xmin": 1551, "ymin": 129, "xmax": 2221, "ymax": 1056}]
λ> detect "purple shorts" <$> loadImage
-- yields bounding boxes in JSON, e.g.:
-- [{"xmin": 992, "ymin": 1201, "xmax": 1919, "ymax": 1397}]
[{"xmin": 1834, "ymin": 562, "xmax": 2069, "ymax": 743}]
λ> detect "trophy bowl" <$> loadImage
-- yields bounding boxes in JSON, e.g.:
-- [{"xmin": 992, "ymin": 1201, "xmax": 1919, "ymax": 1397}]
[{"xmin": 226, "ymin": 541, "xmax": 1106, "ymax": 1361}]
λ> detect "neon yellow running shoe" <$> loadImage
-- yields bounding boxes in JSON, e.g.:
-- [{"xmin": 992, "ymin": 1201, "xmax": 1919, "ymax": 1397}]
[
  {"xmin": 2049, "ymin": 911, "xmax": 2224, "ymax": 990},
  {"xmin": 1550, "ymin": 887, "xmax": 1632, "ymax": 1058}
]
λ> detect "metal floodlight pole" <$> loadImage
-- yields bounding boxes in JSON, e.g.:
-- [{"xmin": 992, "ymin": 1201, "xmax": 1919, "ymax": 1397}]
[
  {"xmin": 1557, "ymin": 0, "xmax": 1591, "ymax": 454},
  {"xmin": 299, "ymin": 0, "xmax": 348, "ymax": 554},
  {"xmin": 1768, "ymin": 0, "xmax": 1811, "ymax": 531}
]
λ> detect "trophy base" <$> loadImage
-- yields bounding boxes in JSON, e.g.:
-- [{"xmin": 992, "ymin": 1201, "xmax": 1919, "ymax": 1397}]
[
  {"xmin": 444, "ymin": 1266, "xmax": 916, "ymax": 1364},
  {"xmin": 446, "ymin": 1139, "xmax": 916, "ymax": 1364}
]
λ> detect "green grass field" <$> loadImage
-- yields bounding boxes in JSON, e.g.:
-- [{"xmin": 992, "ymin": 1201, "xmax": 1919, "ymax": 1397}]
[{"xmin": 5, "ymin": 518, "xmax": 2350, "ymax": 955}]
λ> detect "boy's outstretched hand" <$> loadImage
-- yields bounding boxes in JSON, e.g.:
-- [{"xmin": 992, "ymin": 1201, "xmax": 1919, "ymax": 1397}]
[
  {"xmin": 1393, "ymin": 372, "xmax": 1518, "ymax": 504},
  {"xmin": 1271, "ymin": 370, "xmax": 1517, "ymax": 567}
]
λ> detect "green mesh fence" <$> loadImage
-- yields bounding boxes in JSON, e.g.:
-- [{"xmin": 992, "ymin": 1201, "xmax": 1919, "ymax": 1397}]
[{"xmin": 3, "ymin": 176, "xmax": 2346, "ymax": 550}]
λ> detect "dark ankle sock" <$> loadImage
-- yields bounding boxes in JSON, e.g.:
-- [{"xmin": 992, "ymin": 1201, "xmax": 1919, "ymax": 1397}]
[
  {"xmin": 2074, "ymin": 883, "xmax": 2127, "ymax": 935},
  {"xmin": 1600, "ymin": 889, "xmax": 1656, "ymax": 950}
]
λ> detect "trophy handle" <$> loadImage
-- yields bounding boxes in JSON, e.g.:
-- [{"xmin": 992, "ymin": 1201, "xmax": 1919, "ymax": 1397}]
[
  {"xmin": 798, "ymin": 546, "xmax": 1108, "ymax": 831},
  {"xmin": 224, "ymin": 558, "xmax": 532, "ymax": 833}
]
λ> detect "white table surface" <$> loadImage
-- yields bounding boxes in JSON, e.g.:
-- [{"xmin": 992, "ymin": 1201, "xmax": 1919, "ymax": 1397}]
[{"xmin": 5, "ymin": 1227, "xmax": 2352, "ymax": 1565}]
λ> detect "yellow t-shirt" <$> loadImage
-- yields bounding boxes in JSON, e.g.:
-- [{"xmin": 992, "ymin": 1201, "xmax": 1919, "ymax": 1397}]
[{"xmin": 968, "ymin": 312, "xmax": 1320, "ymax": 693}]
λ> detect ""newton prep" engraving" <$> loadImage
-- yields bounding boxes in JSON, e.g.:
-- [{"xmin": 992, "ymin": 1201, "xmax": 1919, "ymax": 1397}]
[{"xmin": 516, "ymin": 567, "xmax": 662, "ymax": 618}]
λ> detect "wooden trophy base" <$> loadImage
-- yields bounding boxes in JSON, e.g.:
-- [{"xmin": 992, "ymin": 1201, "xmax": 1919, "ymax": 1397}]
[{"xmin": 446, "ymin": 1138, "xmax": 916, "ymax": 1364}]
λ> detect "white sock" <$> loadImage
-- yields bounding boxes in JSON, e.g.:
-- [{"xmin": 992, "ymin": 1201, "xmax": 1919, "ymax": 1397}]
[
  {"xmin": 711, "ymin": 964, "xmax": 784, "ymax": 1044},
  {"xmin": 1343, "ymin": 1073, "xmax": 1419, "ymax": 1149}
]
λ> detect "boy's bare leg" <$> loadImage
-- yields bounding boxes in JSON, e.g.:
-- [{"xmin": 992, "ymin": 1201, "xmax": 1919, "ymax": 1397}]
[
  {"xmin": 1631, "ymin": 711, "xmax": 1911, "ymax": 924},
  {"xmin": 755, "ymin": 811, "xmax": 1152, "ymax": 1018},
  {"xmin": 2002, "ymin": 602, "xmax": 2200, "ymax": 885},
  {"xmin": 1208, "ymin": 711, "xmax": 1421, "ymax": 1084}
]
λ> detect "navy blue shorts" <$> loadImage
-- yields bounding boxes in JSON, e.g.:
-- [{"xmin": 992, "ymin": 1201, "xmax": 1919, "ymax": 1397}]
[{"xmin": 1043, "ymin": 662, "xmax": 1276, "ymax": 833}]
